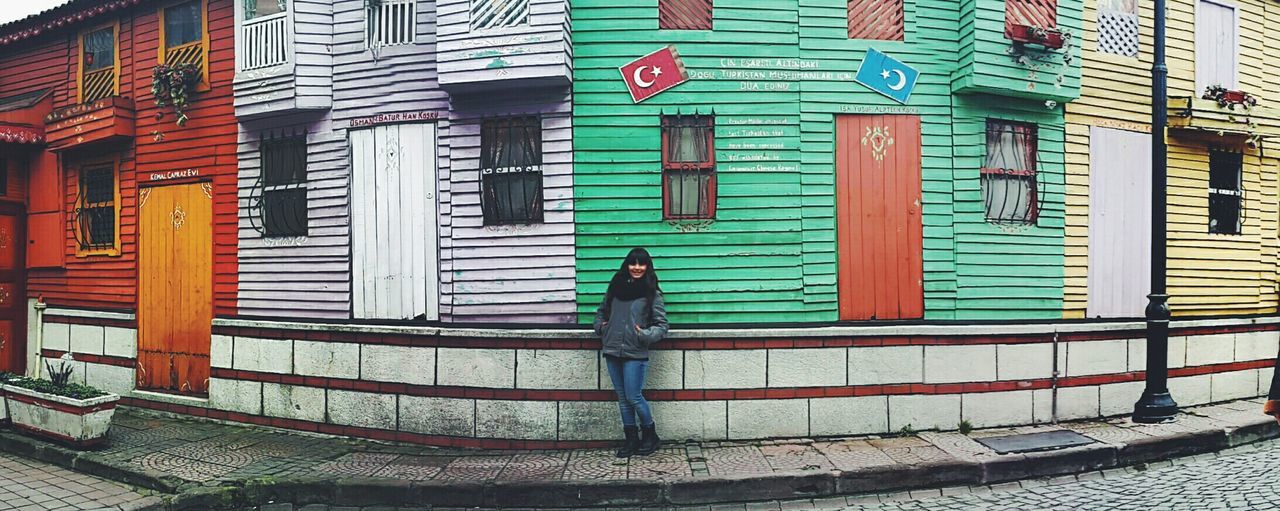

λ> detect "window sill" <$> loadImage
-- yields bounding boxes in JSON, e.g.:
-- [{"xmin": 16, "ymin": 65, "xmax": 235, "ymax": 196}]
[{"xmin": 75, "ymin": 248, "xmax": 121, "ymax": 258}]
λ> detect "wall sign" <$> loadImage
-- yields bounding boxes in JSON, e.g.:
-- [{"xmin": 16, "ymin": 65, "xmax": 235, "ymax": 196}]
[
  {"xmin": 349, "ymin": 111, "xmax": 442, "ymax": 128},
  {"xmin": 150, "ymin": 169, "xmax": 200, "ymax": 181},
  {"xmin": 854, "ymin": 48, "xmax": 920, "ymax": 105},
  {"xmin": 619, "ymin": 45, "xmax": 690, "ymax": 103}
]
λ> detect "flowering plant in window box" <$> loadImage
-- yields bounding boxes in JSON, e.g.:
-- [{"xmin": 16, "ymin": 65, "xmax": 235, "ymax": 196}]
[
  {"xmin": 151, "ymin": 63, "xmax": 201, "ymax": 126},
  {"xmin": 1007, "ymin": 23, "xmax": 1065, "ymax": 49},
  {"xmin": 1202, "ymin": 85, "xmax": 1258, "ymax": 110},
  {"xmin": 0, "ymin": 359, "xmax": 119, "ymax": 449}
]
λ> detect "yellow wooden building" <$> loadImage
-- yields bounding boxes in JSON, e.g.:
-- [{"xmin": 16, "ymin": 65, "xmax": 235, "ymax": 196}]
[{"xmin": 1066, "ymin": 0, "xmax": 1280, "ymax": 319}]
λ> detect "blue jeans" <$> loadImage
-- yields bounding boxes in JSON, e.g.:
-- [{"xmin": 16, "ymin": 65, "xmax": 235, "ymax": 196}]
[{"xmin": 605, "ymin": 356, "xmax": 654, "ymax": 428}]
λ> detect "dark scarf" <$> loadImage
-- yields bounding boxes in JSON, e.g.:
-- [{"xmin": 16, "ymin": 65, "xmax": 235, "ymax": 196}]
[{"xmin": 607, "ymin": 271, "xmax": 649, "ymax": 302}]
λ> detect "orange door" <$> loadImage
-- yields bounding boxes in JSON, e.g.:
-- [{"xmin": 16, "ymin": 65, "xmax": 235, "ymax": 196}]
[
  {"xmin": 835, "ymin": 115, "xmax": 923, "ymax": 320},
  {"xmin": 137, "ymin": 182, "xmax": 212, "ymax": 395},
  {"xmin": 0, "ymin": 202, "xmax": 25, "ymax": 372}
]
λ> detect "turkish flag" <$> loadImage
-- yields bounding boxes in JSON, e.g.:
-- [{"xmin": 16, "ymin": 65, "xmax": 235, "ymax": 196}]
[{"xmin": 619, "ymin": 45, "xmax": 690, "ymax": 103}]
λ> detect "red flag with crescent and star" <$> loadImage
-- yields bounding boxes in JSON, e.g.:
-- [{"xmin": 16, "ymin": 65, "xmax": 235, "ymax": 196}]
[{"xmin": 619, "ymin": 45, "xmax": 690, "ymax": 103}]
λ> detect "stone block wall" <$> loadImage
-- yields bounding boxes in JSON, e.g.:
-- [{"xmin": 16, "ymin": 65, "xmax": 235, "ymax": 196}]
[{"xmin": 27, "ymin": 306, "xmax": 1280, "ymax": 448}]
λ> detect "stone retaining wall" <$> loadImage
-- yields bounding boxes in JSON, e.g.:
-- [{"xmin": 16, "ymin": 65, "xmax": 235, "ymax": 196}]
[{"xmin": 31, "ymin": 308, "xmax": 1280, "ymax": 448}]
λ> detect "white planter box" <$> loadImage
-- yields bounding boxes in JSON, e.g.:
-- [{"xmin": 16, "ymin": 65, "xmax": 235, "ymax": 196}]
[{"xmin": 1, "ymin": 384, "xmax": 119, "ymax": 448}]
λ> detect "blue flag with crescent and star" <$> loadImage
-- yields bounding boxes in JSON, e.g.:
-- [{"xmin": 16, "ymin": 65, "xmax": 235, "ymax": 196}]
[{"xmin": 854, "ymin": 48, "xmax": 919, "ymax": 104}]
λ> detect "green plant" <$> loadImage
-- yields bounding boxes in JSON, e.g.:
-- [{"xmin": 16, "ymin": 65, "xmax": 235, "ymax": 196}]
[
  {"xmin": 45, "ymin": 360, "xmax": 74, "ymax": 386},
  {"xmin": 151, "ymin": 63, "xmax": 201, "ymax": 126},
  {"xmin": 3, "ymin": 376, "xmax": 108, "ymax": 400},
  {"xmin": 958, "ymin": 420, "xmax": 974, "ymax": 435},
  {"xmin": 898, "ymin": 424, "xmax": 917, "ymax": 437}
]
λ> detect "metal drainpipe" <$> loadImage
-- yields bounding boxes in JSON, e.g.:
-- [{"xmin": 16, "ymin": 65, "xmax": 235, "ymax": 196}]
[
  {"xmin": 32, "ymin": 298, "xmax": 46, "ymax": 379},
  {"xmin": 1051, "ymin": 331, "xmax": 1060, "ymax": 425}
]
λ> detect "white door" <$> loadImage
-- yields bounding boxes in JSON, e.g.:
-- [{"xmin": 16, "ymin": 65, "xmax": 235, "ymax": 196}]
[
  {"xmin": 349, "ymin": 123, "xmax": 440, "ymax": 320},
  {"xmin": 1087, "ymin": 126, "xmax": 1152, "ymax": 318},
  {"xmin": 1195, "ymin": 0, "xmax": 1238, "ymax": 94}
]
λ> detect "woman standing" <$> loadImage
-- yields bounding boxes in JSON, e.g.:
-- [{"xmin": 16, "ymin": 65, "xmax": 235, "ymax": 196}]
[{"xmin": 594, "ymin": 248, "xmax": 669, "ymax": 457}]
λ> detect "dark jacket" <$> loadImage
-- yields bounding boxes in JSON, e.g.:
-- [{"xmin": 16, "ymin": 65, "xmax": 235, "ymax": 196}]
[{"xmin": 593, "ymin": 292, "xmax": 669, "ymax": 360}]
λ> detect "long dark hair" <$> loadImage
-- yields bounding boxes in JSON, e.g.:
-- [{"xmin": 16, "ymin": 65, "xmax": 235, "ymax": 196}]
[{"xmin": 603, "ymin": 248, "xmax": 661, "ymax": 318}]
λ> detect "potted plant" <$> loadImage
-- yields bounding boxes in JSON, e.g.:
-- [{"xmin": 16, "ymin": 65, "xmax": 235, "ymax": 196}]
[
  {"xmin": 1, "ymin": 358, "xmax": 119, "ymax": 448},
  {"xmin": 1007, "ymin": 23, "xmax": 1066, "ymax": 49},
  {"xmin": 151, "ymin": 62, "xmax": 202, "ymax": 126},
  {"xmin": 1203, "ymin": 85, "xmax": 1259, "ymax": 110},
  {"xmin": 0, "ymin": 371, "xmax": 13, "ymax": 426}
]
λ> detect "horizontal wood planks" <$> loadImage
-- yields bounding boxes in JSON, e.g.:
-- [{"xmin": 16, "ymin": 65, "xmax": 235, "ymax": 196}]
[
  {"xmin": 1065, "ymin": 0, "xmax": 1280, "ymax": 318},
  {"xmin": 236, "ymin": 0, "xmax": 576, "ymax": 323},
  {"xmin": 8, "ymin": 0, "xmax": 239, "ymax": 314},
  {"xmin": 574, "ymin": 0, "xmax": 1070, "ymax": 323}
]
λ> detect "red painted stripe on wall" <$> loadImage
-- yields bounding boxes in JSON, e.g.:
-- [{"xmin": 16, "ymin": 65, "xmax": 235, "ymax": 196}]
[
  {"xmin": 209, "ymin": 359, "xmax": 1275, "ymax": 402},
  {"xmin": 41, "ymin": 349, "xmax": 136, "ymax": 369},
  {"xmin": 209, "ymin": 322, "xmax": 1279, "ymax": 350}
]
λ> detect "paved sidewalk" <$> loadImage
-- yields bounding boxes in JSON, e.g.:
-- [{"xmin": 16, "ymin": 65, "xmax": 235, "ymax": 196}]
[
  {"xmin": 0, "ymin": 398, "xmax": 1276, "ymax": 510},
  {"xmin": 0, "ymin": 453, "xmax": 160, "ymax": 510}
]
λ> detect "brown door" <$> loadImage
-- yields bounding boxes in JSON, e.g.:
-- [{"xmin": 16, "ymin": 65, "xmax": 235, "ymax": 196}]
[
  {"xmin": 835, "ymin": 115, "xmax": 924, "ymax": 320},
  {"xmin": 137, "ymin": 182, "xmax": 212, "ymax": 395},
  {"xmin": 0, "ymin": 201, "xmax": 25, "ymax": 372}
]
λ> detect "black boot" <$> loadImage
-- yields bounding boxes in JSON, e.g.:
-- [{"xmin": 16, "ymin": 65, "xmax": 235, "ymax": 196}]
[
  {"xmin": 636, "ymin": 424, "xmax": 660, "ymax": 456},
  {"xmin": 615, "ymin": 426, "xmax": 640, "ymax": 458}
]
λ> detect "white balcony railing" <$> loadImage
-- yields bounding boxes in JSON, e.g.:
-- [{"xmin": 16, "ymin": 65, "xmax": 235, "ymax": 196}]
[
  {"xmin": 241, "ymin": 12, "xmax": 289, "ymax": 70},
  {"xmin": 368, "ymin": 0, "xmax": 417, "ymax": 48}
]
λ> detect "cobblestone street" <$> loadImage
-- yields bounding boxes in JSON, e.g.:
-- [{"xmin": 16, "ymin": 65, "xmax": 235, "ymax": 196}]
[
  {"xmin": 0, "ymin": 453, "xmax": 158, "ymax": 511},
  {"xmin": 834, "ymin": 439, "xmax": 1280, "ymax": 511}
]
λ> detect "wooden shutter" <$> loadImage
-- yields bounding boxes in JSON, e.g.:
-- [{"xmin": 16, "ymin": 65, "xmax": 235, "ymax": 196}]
[
  {"xmin": 27, "ymin": 152, "xmax": 62, "ymax": 268},
  {"xmin": 659, "ymin": 0, "xmax": 713, "ymax": 30},
  {"xmin": 349, "ymin": 123, "xmax": 439, "ymax": 320},
  {"xmin": 1005, "ymin": 0, "xmax": 1058, "ymax": 37},
  {"xmin": 847, "ymin": 0, "xmax": 904, "ymax": 40}
]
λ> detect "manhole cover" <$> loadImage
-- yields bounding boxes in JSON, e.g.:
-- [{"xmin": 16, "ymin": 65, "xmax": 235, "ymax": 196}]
[{"xmin": 974, "ymin": 430, "xmax": 1095, "ymax": 454}]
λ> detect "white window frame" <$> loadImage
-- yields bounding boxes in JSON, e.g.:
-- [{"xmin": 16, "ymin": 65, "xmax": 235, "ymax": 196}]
[
  {"xmin": 1194, "ymin": 0, "xmax": 1239, "ymax": 95},
  {"xmin": 234, "ymin": 0, "xmax": 294, "ymax": 72}
]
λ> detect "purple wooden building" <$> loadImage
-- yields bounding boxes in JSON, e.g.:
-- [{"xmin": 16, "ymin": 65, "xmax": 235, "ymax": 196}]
[{"xmin": 232, "ymin": 0, "xmax": 575, "ymax": 324}]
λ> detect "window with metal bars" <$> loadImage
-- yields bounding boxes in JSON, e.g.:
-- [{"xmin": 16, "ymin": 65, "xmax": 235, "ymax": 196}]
[
  {"xmin": 981, "ymin": 120, "xmax": 1040, "ymax": 225},
  {"xmin": 1005, "ymin": 0, "xmax": 1058, "ymax": 37},
  {"xmin": 659, "ymin": 0, "xmax": 712, "ymax": 30},
  {"xmin": 847, "ymin": 0, "xmax": 905, "ymax": 40},
  {"xmin": 480, "ymin": 117, "xmax": 544, "ymax": 226},
  {"xmin": 470, "ymin": 0, "xmax": 529, "ymax": 31},
  {"xmin": 251, "ymin": 134, "xmax": 309, "ymax": 237},
  {"xmin": 367, "ymin": 0, "xmax": 417, "ymax": 48},
  {"xmin": 81, "ymin": 26, "xmax": 116, "ymax": 103},
  {"xmin": 1208, "ymin": 149, "xmax": 1243, "ymax": 235},
  {"xmin": 662, "ymin": 115, "xmax": 716, "ymax": 220},
  {"xmin": 74, "ymin": 164, "xmax": 117, "ymax": 252}
]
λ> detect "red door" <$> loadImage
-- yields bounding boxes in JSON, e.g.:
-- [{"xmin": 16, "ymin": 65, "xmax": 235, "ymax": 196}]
[
  {"xmin": 835, "ymin": 115, "xmax": 923, "ymax": 320},
  {"xmin": 0, "ymin": 200, "xmax": 25, "ymax": 372}
]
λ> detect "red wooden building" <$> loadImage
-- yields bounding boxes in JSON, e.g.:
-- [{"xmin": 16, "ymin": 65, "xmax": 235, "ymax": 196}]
[{"xmin": 0, "ymin": 0, "xmax": 237, "ymax": 396}]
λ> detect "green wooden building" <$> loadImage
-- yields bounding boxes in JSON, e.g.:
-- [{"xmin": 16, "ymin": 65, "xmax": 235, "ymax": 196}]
[{"xmin": 573, "ymin": 0, "xmax": 1082, "ymax": 324}]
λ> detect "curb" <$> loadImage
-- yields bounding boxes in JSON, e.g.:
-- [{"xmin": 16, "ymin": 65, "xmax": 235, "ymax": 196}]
[{"xmin": 4, "ymin": 417, "xmax": 1278, "ymax": 510}]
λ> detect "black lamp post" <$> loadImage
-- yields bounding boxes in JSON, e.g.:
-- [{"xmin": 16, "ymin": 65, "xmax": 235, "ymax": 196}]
[{"xmin": 1133, "ymin": 0, "xmax": 1179, "ymax": 423}]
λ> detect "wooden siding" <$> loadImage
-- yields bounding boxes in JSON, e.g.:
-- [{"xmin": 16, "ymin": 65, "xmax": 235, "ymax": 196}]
[
  {"xmin": 1064, "ymin": 0, "xmax": 1279, "ymax": 318},
  {"xmin": 435, "ymin": 0, "xmax": 571, "ymax": 90},
  {"xmin": 5, "ymin": 1, "xmax": 239, "ymax": 315},
  {"xmin": 232, "ymin": 0, "xmax": 333, "ymax": 118},
  {"xmin": 952, "ymin": 0, "xmax": 1084, "ymax": 103},
  {"xmin": 235, "ymin": 0, "xmax": 576, "ymax": 323},
  {"xmin": 573, "ymin": 0, "xmax": 1075, "ymax": 323}
]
